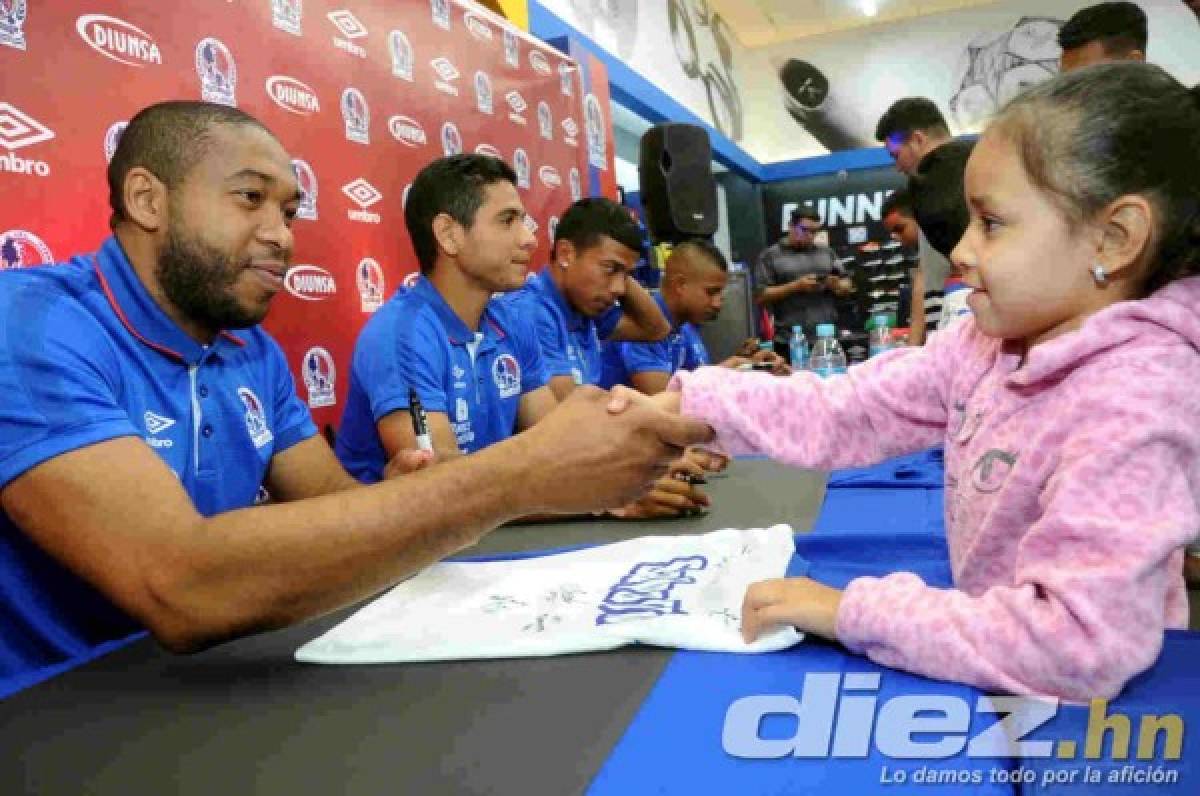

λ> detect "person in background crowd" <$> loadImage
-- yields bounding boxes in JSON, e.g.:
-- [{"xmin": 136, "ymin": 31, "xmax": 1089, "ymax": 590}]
[
  {"xmin": 881, "ymin": 189, "xmax": 920, "ymax": 252},
  {"xmin": 881, "ymin": 189, "xmax": 922, "ymax": 332},
  {"xmin": 907, "ymin": 139, "xmax": 977, "ymax": 331},
  {"xmin": 754, "ymin": 207, "xmax": 853, "ymax": 361},
  {"xmin": 875, "ymin": 97, "xmax": 954, "ymax": 344},
  {"xmin": 1058, "ymin": 1, "xmax": 1147, "ymax": 72},
  {"xmin": 336, "ymin": 155, "xmax": 555, "ymax": 479},
  {"xmin": 620, "ymin": 64, "xmax": 1200, "ymax": 701},
  {"xmin": 0, "ymin": 101, "xmax": 710, "ymax": 682}
]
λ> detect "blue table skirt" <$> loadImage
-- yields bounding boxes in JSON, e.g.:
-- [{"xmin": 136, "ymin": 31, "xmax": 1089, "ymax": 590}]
[{"xmin": 589, "ymin": 451, "xmax": 1196, "ymax": 795}]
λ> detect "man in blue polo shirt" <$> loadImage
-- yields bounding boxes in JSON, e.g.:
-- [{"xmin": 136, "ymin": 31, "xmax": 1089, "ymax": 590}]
[
  {"xmin": 336, "ymin": 155, "xmax": 556, "ymax": 478},
  {"xmin": 507, "ymin": 200, "xmax": 731, "ymax": 519},
  {"xmin": 600, "ymin": 239, "xmax": 728, "ymax": 394},
  {"xmin": 0, "ymin": 102, "xmax": 713, "ymax": 687},
  {"xmin": 507, "ymin": 197, "xmax": 670, "ymax": 397}
]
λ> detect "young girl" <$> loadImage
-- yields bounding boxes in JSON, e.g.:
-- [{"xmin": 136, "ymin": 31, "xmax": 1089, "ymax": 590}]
[{"xmin": 626, "ymin": 63, "xmax": 1200, "ymax": 701}]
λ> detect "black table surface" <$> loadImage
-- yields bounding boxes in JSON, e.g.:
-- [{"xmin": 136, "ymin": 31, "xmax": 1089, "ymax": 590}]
[{"xmin": 0, "ymin": 460, "xmax": 826, "ymax": 796}]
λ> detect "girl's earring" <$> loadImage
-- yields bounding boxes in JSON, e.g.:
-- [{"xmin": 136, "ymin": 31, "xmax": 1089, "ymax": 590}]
[{"xmin": 1091, "ymin": 263, "xmax": 1108, "ymax": 287}]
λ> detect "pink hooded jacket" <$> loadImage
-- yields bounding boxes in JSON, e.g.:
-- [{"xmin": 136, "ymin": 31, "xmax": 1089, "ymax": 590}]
[{"xmin": 673, "ymin": 278, "xmax": 1200, "ymax": 700}]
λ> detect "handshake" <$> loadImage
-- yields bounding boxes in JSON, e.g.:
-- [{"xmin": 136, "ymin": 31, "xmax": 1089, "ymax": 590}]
[{"xmin": 384, "ymin": 385, "xmax": 723, "ymax": 521}]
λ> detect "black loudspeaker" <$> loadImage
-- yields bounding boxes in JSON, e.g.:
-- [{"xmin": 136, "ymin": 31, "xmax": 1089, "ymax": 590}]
[{"xmin": 638, "ymin": 123, "xmax": 717, "ymax": 243}]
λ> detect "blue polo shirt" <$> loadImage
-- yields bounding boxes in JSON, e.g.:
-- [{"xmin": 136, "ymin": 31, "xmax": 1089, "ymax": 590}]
[
  {"xmin": 503, "ymin": 268, "xmax": 621, "ymax": 386},
  {"xmin": 336, "ymin": 276, "xmax": 548, "ymax": 482},
  {"xmin": 0, "ymin": 236, "xmax": 317, "ymax": 680},
  {"xmin": 599, "ymin": 294, "xmax": 710, "ymax": 389}
]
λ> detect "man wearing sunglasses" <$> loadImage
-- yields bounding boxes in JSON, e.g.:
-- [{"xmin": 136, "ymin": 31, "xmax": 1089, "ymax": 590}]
[{"xmin": 753, "ymin": 207, "xmax": 852, "ymax": 360}]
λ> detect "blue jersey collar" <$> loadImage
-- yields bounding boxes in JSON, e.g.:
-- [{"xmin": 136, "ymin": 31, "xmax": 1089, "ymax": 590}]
[
  {"xmin": 94, "ymin": 236, "xmax": 246, "ymax": 366},
  {"xmin": 411, "ymin": 275, "xmax": 507, "ymax": 348},
  {"xmin": 531, "ymin": 267, "xmax": 588, "ymax": 333}
]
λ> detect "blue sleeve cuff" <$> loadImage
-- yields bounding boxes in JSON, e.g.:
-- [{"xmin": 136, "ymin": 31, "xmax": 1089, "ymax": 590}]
[
  {"xmin": 273, "ymin": 417, "xmax": 318, "ymax": 455},
  {"xmin": 0, "ymin": 418, "xmax": 137, "ymax": 489},
  {"xmin": 370, "ymin": 391, "xmax": 414, "ymax": 423},
  {"xmin": 542, "ymin": 358, "xmax": 575, "ymax": 378}
]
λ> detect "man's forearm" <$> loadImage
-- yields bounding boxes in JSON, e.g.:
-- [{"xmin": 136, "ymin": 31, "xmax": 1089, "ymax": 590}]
[
  {"xmin": 909, "ymin": 267, "xmax": 926, "ymax": 345},
  {"xmin": 166, "ymin": 437, "xmax": 544, "ymax": 650},
  {"xmin": 756, "ymin": 282, "xmax": 794, "ymax": 306},
  {"xmin": 756, "ymin": 280, "xmax": 819, "ymax": 306},
  {"xmin": 618, "ymin": 276, "xmax": 670, "ymax": 340}
]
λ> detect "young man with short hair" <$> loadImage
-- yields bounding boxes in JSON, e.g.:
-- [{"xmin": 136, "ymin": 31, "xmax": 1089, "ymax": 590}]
[
  {"xmin": 337, "ymin": 155, "xmax": 555, "ymax": 476},
  {"xmin": 507, "ymin": 197, "xmax": 670, "ymax": 400},
  {"xmin": 601, "ymin": 239, "xmax": 729, "ymax": 395},
  {"xmin": 1058, "ymin": 2, "xmax": 1148, "ymax": 72},
  {"xmin": 875, "ymin": 98, "xmax": 957, "ymax": 343}
]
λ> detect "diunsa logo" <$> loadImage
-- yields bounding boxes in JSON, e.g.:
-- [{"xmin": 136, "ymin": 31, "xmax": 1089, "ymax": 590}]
[
  {"xmin": 538, "ymin": 165, "xmax": 562, "ymax": 188},
  {"xmin": 76, "ymin": 14, "xmax": 162, "ymax": 67},
  {"xmin": 463, "ymin": 12, "xmax": 492, "ymax": 41},
  {"xmin": 431, "ymin": 56, "xmax": 460, "ymax": 82},
  {"xmin": 266, "ymin": 76, "xmax": 320, "ymax": 115},
  {"xmin": 528, "ymin": 50, "xmax": 551, "ymax": 75},
  {"xmin": 388, "ymin": 115, "xmax": 427, "ymax": 147},
  {"xmin": 284, "ymin": 265, "xmax": 337, "ymax": 301}
]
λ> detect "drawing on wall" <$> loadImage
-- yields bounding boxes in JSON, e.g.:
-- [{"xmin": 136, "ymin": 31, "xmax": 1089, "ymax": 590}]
[
  {"xmin": 948, "ymin": 16, "xmax": 1062, "ymax": 132},
  {"xmin": 567, "ymin": 0, "xmax": 639, "ymax": 59},
  {"xmin": 667, "ymin": 0, "xmax": 743, "ymax": 141},
  {"xmin": 769, "ymin": 15, "xmax": 1064, "ymax": 154},
  {"xmin": 771, "ymin": 55, "xmax": 874, "ymax": 153}
]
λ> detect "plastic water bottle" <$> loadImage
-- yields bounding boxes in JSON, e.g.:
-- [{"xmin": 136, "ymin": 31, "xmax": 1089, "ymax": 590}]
[
  {"xmin": 868, "ymin": 314, "xmax": 893, "ymax": 358},
  {"xmin": 788, "ymin": 326, "xmax": 809, "ymax": 370},
  {"xmin": 810, "ymin": 323, "xmax": 847, "ymax": 378}
]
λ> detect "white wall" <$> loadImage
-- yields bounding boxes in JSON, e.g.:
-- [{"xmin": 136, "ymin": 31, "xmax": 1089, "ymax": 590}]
[{"xmin": 614, "ymin": 154, "xmax": 640, "ymax": 192}]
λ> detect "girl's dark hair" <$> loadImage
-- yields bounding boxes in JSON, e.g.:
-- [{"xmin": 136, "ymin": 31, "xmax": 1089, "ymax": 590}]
[{"xmin": 990, "ymin": 63, "xmax": 1200, "ymax": 295}]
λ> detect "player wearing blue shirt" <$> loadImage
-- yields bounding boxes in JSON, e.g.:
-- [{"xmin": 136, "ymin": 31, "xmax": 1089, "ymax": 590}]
[
  {"xmin": 601, "ymin": 239, "xmax": 729, "ymax": 394},
  {"xmin": 337, "ymin": 155, "xmax": 555, "ymax": 477},
  {"xmin": 506, "ymin": 198, "xmax": 670, "ymax": 399},
  {"xmin": 509, "ymin": 200, "xmax": 740, "ymax": 520},
  {"xmin": 0, "ymin": 102, "xmax": 711, "ymax": 688}
]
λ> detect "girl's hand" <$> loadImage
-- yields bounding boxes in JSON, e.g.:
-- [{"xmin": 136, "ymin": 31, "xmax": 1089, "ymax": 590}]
[{"xmin": 741, "ymin": 577, "xmax": 844, "ymax": 642}]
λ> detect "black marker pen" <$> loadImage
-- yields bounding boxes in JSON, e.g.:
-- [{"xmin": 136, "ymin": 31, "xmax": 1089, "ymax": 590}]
[{"xmin": 408, "ymin": 388, "xmax": 433, "ymax": 453}]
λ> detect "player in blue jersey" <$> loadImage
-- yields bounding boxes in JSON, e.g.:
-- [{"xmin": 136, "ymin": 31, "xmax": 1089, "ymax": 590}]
[
  {"xmin": 337, "ymin": 155, "xmax": 555, "ymax": 479},
  {"xmin": 507, "ymin": 197, "xmax": 670, "ymax": 396},
  {"xmin": 0, "ymin": 101, "xmax": 711, "ymax": 681},
  {"xmin": 601, "ymin": 239, "xmax": 728, "ymax": 394}
]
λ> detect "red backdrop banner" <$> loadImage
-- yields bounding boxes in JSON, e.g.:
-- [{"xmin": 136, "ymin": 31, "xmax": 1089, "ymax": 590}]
[{"xmin": 0, "ymin": 0, "xmax": 615, "ymax": 431}]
